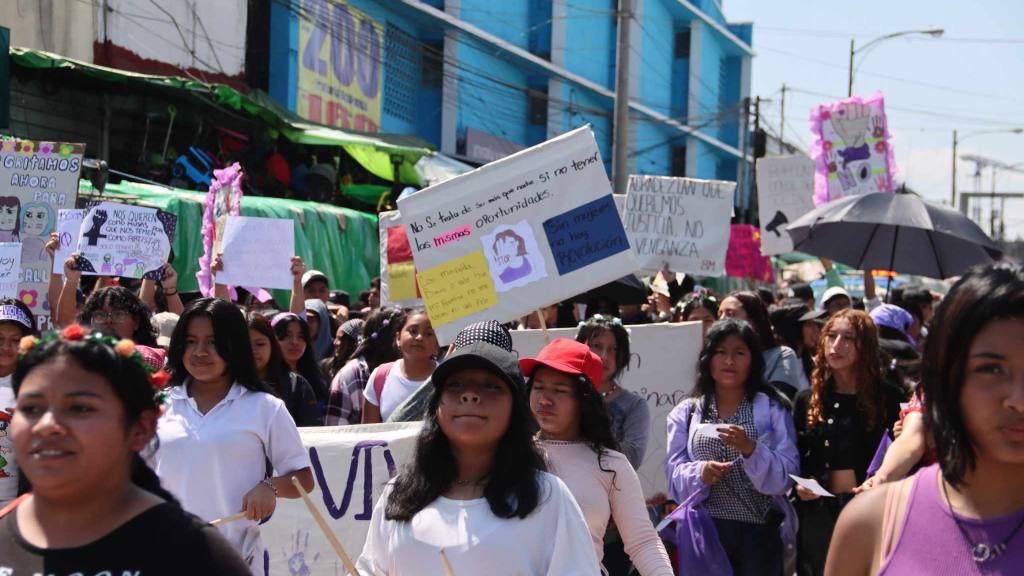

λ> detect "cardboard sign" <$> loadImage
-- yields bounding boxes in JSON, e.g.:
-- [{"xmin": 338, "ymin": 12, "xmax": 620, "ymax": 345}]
[
  {"xmin": 755, "ymin": 156, "xmax": 816, "ymax": 255},
  {"xmin": 0, "ymin": 243, "xmax": 21, "ymax": 298},
  {"xmin": 623, "ymin": 175, "xmax": 735, "ymax": 276},
  {"xmin": 378, "ymin": 210, "xmax": 422, "ymax": 307},
  {"xmin": 76, "ymin": 202, "xmax": 177, "ymax": 279},
  {"xmin": 217, "ymin": 216, "xmax": 296, "ymax": 290},
  {"xmin": 725, "ymin": 224, "xmax": 774, "ymax": 282},
  {"xmin": 0, "ymin": 139, "xmax": 83, "ymax": 326},
  {"xmin": 260, "ymin": 423, "xmax": 421, "ymax": 575},
  {"xmin": 397, "ymin": 126, "xmax": 636, "ymax": 344},
  {"xmin": 512, "ymin": 322, "xmax": 703, "ymax": 497},
  {"xmin": 810, "ymin": 92, "xmax": 895, "ymax": 206},
  {"xmin": 52, "ymin": 209, "xmax": 84, "ymax": 274}
]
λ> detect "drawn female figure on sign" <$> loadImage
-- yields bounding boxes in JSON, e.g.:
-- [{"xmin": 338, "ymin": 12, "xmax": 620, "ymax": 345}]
[
  {"xmin": 19, "ymin": 202, "xmax": 54, "ymax": 263},
  {"xmin": 0, "ymin": 197, "xmax": 21, "ymax": 243},
  {"xmin": 482, "ymin": 221, "xmax": 548, "ymax": 293},
  {"xmin": 493, "ymin": 229, "xmax": 532, "ymax": 284}
]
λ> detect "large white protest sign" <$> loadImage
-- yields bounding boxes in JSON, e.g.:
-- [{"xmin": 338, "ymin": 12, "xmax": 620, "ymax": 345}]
[
  {"xmin": 512, "ymin": 322, "xmax": 702, "ymax": 497},
  {"xmin": 0, "ymin": 243, "xmax": 22, "ymax": 298},
  {"xmin": 52, "ymin": 209, "xmax": 84, "ymax": 274},
  {"xmin": 623, "ymin": 175, "xmax": 735, "ymax": 276},
  {"xmin": 261, "ymin": 423, "xmax": 421, "ymax": 576},
  {"xmin": 217, "ymin": 216, "xmax": 296, "ymax": 290},
  {"xmin": 756, "ymin": 156, "xmax": 816, "ymax": 255},
  {"xmin": 76, "ymin": 202, "xmax": 177, "ymax": 279},
  {"xmin": 398, "ymin": 126, "xmax": 637, "ymax": 344}
]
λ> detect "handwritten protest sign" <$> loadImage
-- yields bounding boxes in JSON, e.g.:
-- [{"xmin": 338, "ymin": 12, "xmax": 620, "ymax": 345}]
[
  {"xmin": 513, "ymin": 322, "xmax": 702, "ymax": 497},
  {"xmin": 0, "ymin": 139, "xmax": 83, "ymax": 327},
  {"xmin": 810, "ymin": 92, "xmax": 895, "ymax": 206},
  {"xmin": 623, "ymin": 175, "xmax": 735, "ymax": 276},
  {"xmin": 0, "ymin": 243, "xmax": 21, "ymax": 298},
  {"xmin": 52, "ymin": 209, "xmax": 84, "ymax": 274},
  {"xmin": 76, "ymin": 202, "xmax": 177, "ymax": 279},
  {"xmin": 217, "ymin": 216, "xmax": 295, "ymax": 290},
  {"xmin": 261, "ymin": 423, "xmax": 421, "ymax": 575},
  {"xmin": 378, "ymin": 210, "xmax": 422, "ymax": 307},
  {"xmin": 726, "ymin": 224, "xmax": 774, "ymax": 282},
  {"xmin": 755, "ymin": 155, "xmax": 816, "ymax": 255},
  {"xmin": 397, "ymin": 126, "xmax": 636, "ymax": 344}
]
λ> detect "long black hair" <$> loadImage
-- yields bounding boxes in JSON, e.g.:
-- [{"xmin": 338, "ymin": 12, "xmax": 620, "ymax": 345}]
[
  {"xmin": 385, "ymin": 367, "xmax": 547, "ymax": 522},
  {"xmin": 692, "ymin": 319, "xmax": 790, "ymax": 411},
  {"xmin": 923, "ymin": 263, "xmax": 1024, "ymax": 487},
  {"xmin": 724, "ymin": 291, "xmax": 777, "ymax": 352},
  {"xmin": 272, "ymin": 313, "xmax": 327, "ymax": 402},
  {"xmin": 78, "ymin": 286, "xmax": 158, "ymax": 346},
  {"xmin": 348, "ymin": 307, "xmax": 404, "ymax": 371},
  {"xmin": 166, "ymin": 297, "xmax": 271, "ymax": 393},
  {"xmin": 248, "ymin": 313, "xmax": 291, "ymax": 398},
  {"xmin": 575, "ymin": 315, "xmax": 631, "ymax": 382},
  {"xmin": 13, "ymin": 332, "xmax": 177, "ymax": 503}
]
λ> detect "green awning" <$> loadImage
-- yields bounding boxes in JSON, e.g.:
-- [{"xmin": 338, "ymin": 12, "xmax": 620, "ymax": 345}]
[{"xmin": 78, "ymin": 180, "xmax": 380, "ymax": 307}]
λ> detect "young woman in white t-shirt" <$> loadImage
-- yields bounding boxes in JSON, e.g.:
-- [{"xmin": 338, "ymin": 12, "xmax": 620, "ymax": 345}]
[
  {"xmin": 0, "ymin": 299, "xmax": 37, "ymax": 506},
  {"xmin": 152, "ymin": 298, "xmax": 314, "ymax": 570},
  {"xmin": 357, "ymin": 341, "xmax": 600, "ymax": 575},
  {"xmin": 362, "ymin": 309, "xmax": 439, "ymax": 423}
]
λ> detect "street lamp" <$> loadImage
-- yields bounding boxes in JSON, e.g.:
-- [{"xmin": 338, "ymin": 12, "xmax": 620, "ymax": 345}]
[
  {"xmin": 848, "ymin": 28, "xmax": 945, "ymax": 96},
  {"xmin": 952, "ymin": 128, "xmax": 1024, "ymax": 208}
]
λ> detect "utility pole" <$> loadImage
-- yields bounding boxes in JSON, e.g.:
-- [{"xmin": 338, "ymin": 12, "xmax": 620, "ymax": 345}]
[
  {"xmin": 951, "ymin": 129, "xmax": 958, "ymax": 208},
  {"xmin": 612, "ymin": 0, "xmax": 632, "ymax": 196},
  {"xmin": 752, "ymin": 96, "xmax": 761, "ymax": 225},
  {"xmin": 737, "ymin": 96, "xmax": 751, "ymax": 221},
  {"xmin": 847, "ymin": 39, "xmax": 855, "ymax": 96},
  {"xmin": 779, "ymin": 84, "xmax": 786, "ymax": 154}
]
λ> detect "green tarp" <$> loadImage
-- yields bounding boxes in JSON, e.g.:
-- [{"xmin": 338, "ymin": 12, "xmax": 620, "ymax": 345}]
[{"xmin": 78, "ymin": 180, "xmax": 380, "ymax": 307}]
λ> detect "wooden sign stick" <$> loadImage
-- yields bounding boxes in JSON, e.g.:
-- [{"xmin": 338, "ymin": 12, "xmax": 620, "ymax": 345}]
[
  {"xmin": 290, "ymin": 476, "xmax": 359, "ymax": 575},
  {"xmin": 209, "ymin": 511, "xmax": 247, "ymax": 527},
  {"xmin": 536, "ymin": 309, "xmax": 550, "ymax": 343},
  {"xmin": 440, "ymin": 548, "xmax": 457, "ymax": 576}
]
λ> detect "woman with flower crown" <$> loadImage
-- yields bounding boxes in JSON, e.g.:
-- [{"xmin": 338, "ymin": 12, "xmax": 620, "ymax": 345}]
[{"xmin": 0, "ymin": 325, "xmax": 251, "ymax": 574}]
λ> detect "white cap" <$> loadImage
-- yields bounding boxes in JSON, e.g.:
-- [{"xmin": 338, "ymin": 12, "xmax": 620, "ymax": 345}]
[{"xmin": 820, "ymin": 286, "xmax": 851, "ymax": 308}]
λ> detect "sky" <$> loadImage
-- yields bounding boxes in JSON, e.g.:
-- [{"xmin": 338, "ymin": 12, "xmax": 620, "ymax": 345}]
[{"xmin": 725, "ymin": 0, "xmax": 1024, "ymax": 240}]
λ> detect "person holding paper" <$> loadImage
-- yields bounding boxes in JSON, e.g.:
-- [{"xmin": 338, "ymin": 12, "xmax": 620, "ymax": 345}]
[
  {"xmin": 0, "ymin": 299, "xmax": 37, "ymax": 506},
  {"xmin": 792, "ymin": 309, "xmax": 904, "ymax": 576},
  {"xmin": 357, "ymin": 340, "xmax": 599, "ymax": 575},
  {"xmin": 826, "ymin": 263, "xmax": 1024, "ymax": 575},
  {"xmin": 523, "ymin": 338, "xmax": 674, "ymax": 575},
  {"xmin": 665, "ymin": 319, "xmax": 799, "ymax": 576}
]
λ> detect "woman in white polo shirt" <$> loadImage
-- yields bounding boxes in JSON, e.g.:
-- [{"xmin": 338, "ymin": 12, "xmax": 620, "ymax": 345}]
[{"xmin": 152, "ymin": 297, "xmax": 314, "ymax": 571}]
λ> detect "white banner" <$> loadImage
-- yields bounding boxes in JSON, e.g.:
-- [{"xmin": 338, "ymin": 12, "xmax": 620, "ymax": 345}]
[
  {"xmin": 755, "ymin": 156, "xmax": 816, "ymax": 255},
  {"xmin": 397, "ymin": 126, "xmax": 637, "ymax": 344},
  {"xmin": 52, "ymin": 209, "xmax": 84, "ymax": 274},
  {"xmin": 511, "ymin": 322, "xmax": 702, "ymax": 497},
  {"xmin": 218, "ymin": 216, "xmax": 295, "ymax": 290},
  {"xmin": 261, "ymin": 422, "xmax": 421, "ymax": 576},
  {"xmin": 623, "ymin": 175, "xmax": 735, "ymax": 276}
]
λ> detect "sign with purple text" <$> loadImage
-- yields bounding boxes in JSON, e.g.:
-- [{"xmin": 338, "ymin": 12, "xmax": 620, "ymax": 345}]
[
  {"xmin": 0, "ymin": 139, "xmax": 83, "ymax": 326},
  {"xmin": 75, "ymin": 202, "xmax": 177, "ymax": 280},
  {"xmin": 810, "ymin": 92, "xmax": 895, "ymax": 206},
  {"xmin": 397, "ymin": 126, "xmax": 637, "ymax": 344}
]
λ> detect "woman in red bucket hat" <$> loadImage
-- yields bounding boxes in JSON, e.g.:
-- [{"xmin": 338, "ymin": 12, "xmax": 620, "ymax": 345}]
[{"xmin": 523, "ymin": 338, "xmax": 674, "ymax": 576}]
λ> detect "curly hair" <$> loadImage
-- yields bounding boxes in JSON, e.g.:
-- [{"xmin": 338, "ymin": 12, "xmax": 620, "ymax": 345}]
[
  {"xmin": 78, "ymin": 286, "xmax": 157, "ymax": 346},
  {"xmin": 807, "ymin": 309, "xmax": 883, "ymax": 429},
  {"xmin": 575, "ymin": 315, "xmax": 631, "ymax": 382}
]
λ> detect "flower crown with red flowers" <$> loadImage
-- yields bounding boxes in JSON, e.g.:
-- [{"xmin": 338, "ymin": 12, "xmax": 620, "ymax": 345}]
[{"xmin": 18, "ymin": 324, "xmax": 171, "ymax": 405}]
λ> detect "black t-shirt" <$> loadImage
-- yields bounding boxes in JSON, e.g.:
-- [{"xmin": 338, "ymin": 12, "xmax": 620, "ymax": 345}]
[{"xmin": 0, "ymin": 502, "xmax": 251, "ymax": 575}]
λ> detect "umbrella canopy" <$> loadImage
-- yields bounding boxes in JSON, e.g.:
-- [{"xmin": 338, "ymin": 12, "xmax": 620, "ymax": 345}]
[
  {"xmin": 570, "ymin": 274, "xmax": 648, "ymax": 305},
  {"xmin": 786, "ymin": 192, "xmax": 1001, "ymax": 279}
]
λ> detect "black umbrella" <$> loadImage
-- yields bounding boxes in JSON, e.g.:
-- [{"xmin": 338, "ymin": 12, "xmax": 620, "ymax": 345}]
[
  {"xmin": 570, "ymin": 274, "xmax": 648, "ymax": 305},
  {"xmin": 785, "ymin": 191, "xmax": 1001, "ymax": 283}
]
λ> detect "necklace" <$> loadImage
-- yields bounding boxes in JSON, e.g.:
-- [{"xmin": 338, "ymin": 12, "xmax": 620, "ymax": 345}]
[
  {"xmin": 941, "ymin": 477, "xmax": 1024, "ymax": 563},
  {"xmin": 453, "ymin": 476, "xmax": 487, "ymax": 487},
  {"xmin": 601, "ymin": 382, "xmax": 619, "ymax": 398}
]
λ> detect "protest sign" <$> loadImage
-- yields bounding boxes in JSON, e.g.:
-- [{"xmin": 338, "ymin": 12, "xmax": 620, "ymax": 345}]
[
  {"xmin": 755, "ymin": 155, "xmax": 816, "ymax": 255},
  {"xmin": 217, "ymin": 216, "xmax": 296, "ymax": 290},
  {"xmin": 623, "ymin": 175, "xmax": 735, "ymax": 276},
  {"xmin": 810, "ymin": 92, "xmax": 895, "ymax": 206},
  {"xmin": 397, "ymin": 126, "xmax": 636, "ymax": 344},
  {"xmin": 726, "ymin": 224, "xmax": 774, "ymax": 283},
  {"xmin": 0, "ymin": 139, "xmax": 83, "ymax": 326},
  {"xmin": 0, "ymin": 243, "xmax": 21, "ymax": 298},
  {"xmin": 261, "ymin": 423, "xmax": 421, "ymax": 576},
  {"xmin": 52, "ymin": 209, "xmax": 84, "ymax": 274},
  {"xmin": 512, "ymin": 322, "xmax": 702, "ymax": 497},
  {"xmin": 75, "ymin": 202, "xmax": 177, "ymax": 279},
  {"xmin": 378, "ymin": 209, "xmax": 422, "ymax": 307}
]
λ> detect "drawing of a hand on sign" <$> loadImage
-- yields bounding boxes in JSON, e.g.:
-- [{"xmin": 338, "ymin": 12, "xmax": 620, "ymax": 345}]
[{"xmin": 481, "ymin": 221, "xmax": 547, "ymax": 293}]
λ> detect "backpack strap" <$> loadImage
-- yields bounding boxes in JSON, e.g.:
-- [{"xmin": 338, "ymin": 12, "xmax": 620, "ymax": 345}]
[
  {"xmin": 372, "ymin": 362, "xmax": 395, "ymax": 405},
  {"xmin": 0, "ymin": 493, "xmax": 29, "ymax": 519}
]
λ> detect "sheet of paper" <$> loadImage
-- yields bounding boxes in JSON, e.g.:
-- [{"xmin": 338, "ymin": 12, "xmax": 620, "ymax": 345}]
[
  {"xmin": 417, "ymin": 251, "xmax": 498, "ymax": 326},
  {"xmin": 789, "ymin": 474, "xmax": 835, "ymax": 498},
  {"xmin": 696, "ymin": 423, "xmax": 733, "ymax": 439},
  {"xmin": 53, "ymin": 209, "xmax": 84, "ymax": 274},
  {"xmin": 0, "ymin": 242, "xmax": 21, "ymax": 299},
  {"xmin": 218, "ymin": 216, "xmax": 296, "ymax": 290}
]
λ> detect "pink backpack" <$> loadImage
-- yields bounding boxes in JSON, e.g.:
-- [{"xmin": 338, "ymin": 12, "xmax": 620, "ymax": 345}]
[{"xmin": 372, "ymin": 362, "xmax": 395, "ymax": 404}]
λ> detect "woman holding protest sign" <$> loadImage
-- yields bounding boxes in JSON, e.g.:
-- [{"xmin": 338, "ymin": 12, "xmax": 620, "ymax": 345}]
[
  {"xmin": 153, "ymin": 297, "xmax": 313, "ymax": 569},
  {"xmin": 357, "ymin": 339, "xmax": 599, "ymax": 575},
  {"xmin": 0, "ymin": 298, "xmax": 36, "ymax": 507},
  {"xmin": 665, "ymin": 319, "xmax": 799, "ymax": 576},
  {"xmin": 249, "ymin": 314, "xmax": 321, "ymax": 427},
  {"xmin": 362, "ymin": 308, "xmax": 439, "ymax": 424},
  {"xmin": 0, "ymin": 326, "xmax": 250, "ymax": 574},
  {"xmin": 524, "ymin": 338, "xmax": 674, "ymax": 575}
]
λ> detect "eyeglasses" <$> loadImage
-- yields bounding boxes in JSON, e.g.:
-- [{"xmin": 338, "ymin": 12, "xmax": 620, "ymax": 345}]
[{"xmin": 91, "ymin": 310, "xmax": 132, "ymax": 324}]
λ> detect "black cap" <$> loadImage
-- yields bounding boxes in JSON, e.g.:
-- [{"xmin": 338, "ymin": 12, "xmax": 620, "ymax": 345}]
[
  {"xmin": 799, "ymin": 309, "xmax": 828, "ymax": 323},
  {"xmin": 789, "ymin": 282, "xmax": 813, "ymax": 301},
  {"xmin": 431, "ymin": 342, "xmax": 524, "ymax": 394}
]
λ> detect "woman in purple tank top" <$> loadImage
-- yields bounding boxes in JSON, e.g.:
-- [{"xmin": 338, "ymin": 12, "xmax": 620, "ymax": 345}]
[{"xmin": 826, "ymin": 262, "xmax": 1024, "ymax": 576}]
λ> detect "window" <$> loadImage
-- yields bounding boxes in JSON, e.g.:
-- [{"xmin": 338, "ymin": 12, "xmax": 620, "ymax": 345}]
[
  {"xmin": 674, "ymin": 29, "xmax": 691, "ymax": 59},
  {"xmin": 671, "ymin": 146, "xmax": 687, "ymax": 177}
]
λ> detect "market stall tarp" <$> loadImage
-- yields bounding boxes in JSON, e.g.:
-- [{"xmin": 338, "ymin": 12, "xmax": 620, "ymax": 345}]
[{"xmin": 78, "ymin": 180, "xmax": 379, "ymax": 305}]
